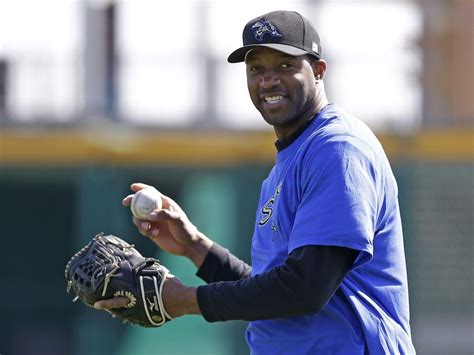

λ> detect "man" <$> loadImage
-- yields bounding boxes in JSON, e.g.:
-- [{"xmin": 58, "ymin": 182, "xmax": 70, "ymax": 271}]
[{"xmin": 96, "ymin": 10, "xmax": 415, "ymax": 354}]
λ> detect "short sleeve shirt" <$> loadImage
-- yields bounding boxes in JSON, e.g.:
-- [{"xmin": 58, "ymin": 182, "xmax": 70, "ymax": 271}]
[{"xmin": 247, "ymin": 104, "xmax": 415, "ymax": 354}]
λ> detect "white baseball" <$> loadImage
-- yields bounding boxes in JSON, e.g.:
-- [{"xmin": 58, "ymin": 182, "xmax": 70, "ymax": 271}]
[{"xmin": 130, "ymin": 188, "xmax": 163, "ymax": 219}]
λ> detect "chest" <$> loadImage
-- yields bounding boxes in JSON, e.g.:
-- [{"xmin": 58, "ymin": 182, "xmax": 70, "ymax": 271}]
[{"xmin": 251, "ymin": 160, "xmax": 301, "ymax": 273}]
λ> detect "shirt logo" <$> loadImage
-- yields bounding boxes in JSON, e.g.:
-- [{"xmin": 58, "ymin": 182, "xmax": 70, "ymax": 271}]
[
  {"xmin": 251, "ymin": 20, "xmax": 282, "ymax": 41},
  {"xmin": 259, "ymin": 182, "xmax": 282, "ymax": 226}
]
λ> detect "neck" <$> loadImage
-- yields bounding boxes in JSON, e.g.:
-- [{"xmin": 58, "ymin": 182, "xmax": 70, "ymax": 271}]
[
  {"xmin": 314, "ymin": 81, "xmax": 329, "ymax": 107},
  {"xmin": 274, "ymin": 84, "xmax": 329, "ymax": 141}
]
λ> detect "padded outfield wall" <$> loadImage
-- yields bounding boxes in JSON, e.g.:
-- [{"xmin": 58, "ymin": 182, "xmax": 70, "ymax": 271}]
[{"xmin": 0, "ymin": 128, "xmax": 472, "ymax": 355}]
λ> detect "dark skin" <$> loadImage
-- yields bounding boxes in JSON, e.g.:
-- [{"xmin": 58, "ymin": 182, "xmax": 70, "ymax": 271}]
[
  {"xmin": 245, "ymin": 47, "xmax": 328, "ymax": 141},
  {"xmin": 94, "ymin": 48, "xmax": 330, "ymax": 316}
]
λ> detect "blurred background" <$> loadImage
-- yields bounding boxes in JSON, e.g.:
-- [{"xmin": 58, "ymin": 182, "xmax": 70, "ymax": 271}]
[{"xmin": 0, "ymin": 0, "xmax": 472, "ymax": 354}]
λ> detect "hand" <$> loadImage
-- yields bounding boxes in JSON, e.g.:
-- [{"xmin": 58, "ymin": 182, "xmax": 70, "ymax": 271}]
[
  {"xmin": 123, "ymin": 183, "xmax": 212, "ymax": 267},
  {"xmin": 94, "ymin": 275, "xmax": 200, "ymax": 318},
  {"xmin": 94, "ymin": 296, "xmax": 130, "ymax": 310}
]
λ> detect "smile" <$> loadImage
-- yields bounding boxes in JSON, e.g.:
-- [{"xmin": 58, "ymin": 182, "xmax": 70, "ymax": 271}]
[{"xmin": 264, "ymin": 95, "xmax": 284, "ymax": 104}]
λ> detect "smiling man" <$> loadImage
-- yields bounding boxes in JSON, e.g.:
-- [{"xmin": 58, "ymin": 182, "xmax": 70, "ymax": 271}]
[
  {"xmin": 245, "ymin": 47, "xmax": 327, "ymax": 138},
  {"xmin": 95, "ymin": 10, "xmax": 416, "ymax": 354}
]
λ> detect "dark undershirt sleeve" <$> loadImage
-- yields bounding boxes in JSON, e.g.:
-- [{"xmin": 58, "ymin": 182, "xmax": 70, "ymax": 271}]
[
  {"xmin": 196, "ymin": 245, "xmax": 358, "ymax": 322},
  {"xmin": 196, "ymin": 243, "xmax": 252, "ymax": 283}
]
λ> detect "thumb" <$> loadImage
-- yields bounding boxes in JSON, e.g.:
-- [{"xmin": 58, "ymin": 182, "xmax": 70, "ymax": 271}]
[
  {"xmin": 148, "ymin": 209, "xmax": 182, "ymax": 223},
  {"xmin": 130, "ymin": 183, "xmax": 154, "ymax": 192}
]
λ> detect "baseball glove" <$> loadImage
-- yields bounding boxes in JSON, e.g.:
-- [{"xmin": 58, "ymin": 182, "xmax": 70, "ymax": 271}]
[{"xmin": 65, "ymin": 232, "xmax": 173, "ymax": 327}]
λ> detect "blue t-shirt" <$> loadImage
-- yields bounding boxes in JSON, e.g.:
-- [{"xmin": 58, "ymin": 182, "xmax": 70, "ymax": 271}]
[{"xmin": 247, "ymin": 104, "xmax": 415, "ymax": 354}]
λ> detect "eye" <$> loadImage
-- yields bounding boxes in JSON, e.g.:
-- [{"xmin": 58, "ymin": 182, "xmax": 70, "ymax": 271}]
[
  {"xmin": 247, "ymin": 65, "xmax": 262, "ymax": 73},
  {"xmin": 281, "ymin": 62, "xmax": 294, "ymax": 69}
]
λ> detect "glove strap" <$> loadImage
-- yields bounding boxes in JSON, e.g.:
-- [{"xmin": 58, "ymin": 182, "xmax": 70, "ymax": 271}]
[
  {"xmin": 155, "ymin": 269, "xmax": 174, "ymax": 321},
  {"xmin": 139, "ymin": 269, "xmax": 174, "ymax": 326}
]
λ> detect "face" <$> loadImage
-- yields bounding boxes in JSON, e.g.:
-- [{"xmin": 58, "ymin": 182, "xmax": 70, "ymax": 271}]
[{"xmin": 245, "ymin": 47, "xmax": 319, "ymax": 131}]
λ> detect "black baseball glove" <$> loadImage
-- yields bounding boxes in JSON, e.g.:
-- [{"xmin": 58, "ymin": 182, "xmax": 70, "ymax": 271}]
[{"xmin": 65, "ymin": 233, "xmax": 173, "ymax": 327}]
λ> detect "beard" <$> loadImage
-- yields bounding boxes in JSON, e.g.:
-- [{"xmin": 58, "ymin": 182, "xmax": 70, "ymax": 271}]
[{"xmin": 253, "ymin": 92, "xmax": 316, "ymax": 129}]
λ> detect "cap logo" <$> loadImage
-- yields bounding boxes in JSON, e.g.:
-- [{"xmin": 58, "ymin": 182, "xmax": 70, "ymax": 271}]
[{"xmin": 251, "ymin": 19, "xmax": 282, "ymax": 41}]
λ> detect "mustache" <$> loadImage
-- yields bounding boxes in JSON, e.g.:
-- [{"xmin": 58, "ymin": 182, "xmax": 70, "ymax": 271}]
[{"xmin": 258, "ymin": 88, "xmax": 287, "ymax": 96}]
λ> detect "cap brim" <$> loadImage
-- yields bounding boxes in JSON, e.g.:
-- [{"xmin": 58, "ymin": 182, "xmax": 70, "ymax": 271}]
[{"xmin": 227, "ymin": 43, "xmax": 308, "ymax": 63}]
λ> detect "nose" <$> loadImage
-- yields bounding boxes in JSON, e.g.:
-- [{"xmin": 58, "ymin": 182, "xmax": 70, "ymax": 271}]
[{"xmin": 259, "ymin": 70, "xmax": 280, "ymax": 89}]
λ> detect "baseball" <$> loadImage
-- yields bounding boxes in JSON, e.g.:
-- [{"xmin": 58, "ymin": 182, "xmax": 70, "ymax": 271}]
[{"xmin": 130, "ymin": 188, "xmax": 163, "ymax": 220}]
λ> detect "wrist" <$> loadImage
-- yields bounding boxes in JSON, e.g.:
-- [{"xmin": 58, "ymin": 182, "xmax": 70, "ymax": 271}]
[
  {"xmin": 162, "ymin": 276, "xmax": 201, "ymax": 318},
  {"xmin": 184, "ymin": 231, "xmax": 213, "ymax": 268}
]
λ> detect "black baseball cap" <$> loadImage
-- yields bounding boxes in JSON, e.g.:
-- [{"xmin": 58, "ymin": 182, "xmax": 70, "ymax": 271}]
[{"xmin": 228, "ymin": 10, "xmax": 322, "ymax": 63}]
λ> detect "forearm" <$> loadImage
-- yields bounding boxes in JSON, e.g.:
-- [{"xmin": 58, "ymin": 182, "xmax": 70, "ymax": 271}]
[
  {"xmin": 163, "ymin": 241, "xmax": 252, "ymax": 318},
  {"xmin": 162, "ymin": 242, "xmax": 253, "ymax": 318},
  {"xmin": 196, "ymin": 243, "xmax": 252, "ymax": 283},
  {"xmin": 183, "ymin": 231, "xmax": 214, "ymax": 269},
  {"xmin": 197, "ymin": 245, "xmax": 357, "ymax": 322},
  {"xmin": 163, "ymin": 246, "xmax": 356, "ymax": 321}
]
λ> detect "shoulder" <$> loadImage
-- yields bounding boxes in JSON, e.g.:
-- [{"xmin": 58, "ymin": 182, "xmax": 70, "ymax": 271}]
[
  {"xmin": 301, "ymin": 105, "xmax": 386, "ymax": 163},
  {"xmin": 290, "ymin": 106, "xmax": 396, "ymax": 189}
]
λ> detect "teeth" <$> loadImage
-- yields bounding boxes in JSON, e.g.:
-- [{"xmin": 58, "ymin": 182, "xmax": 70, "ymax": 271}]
[{"xmin": 264, "ymin": 96, "xmax": 283, "ymax": 104}]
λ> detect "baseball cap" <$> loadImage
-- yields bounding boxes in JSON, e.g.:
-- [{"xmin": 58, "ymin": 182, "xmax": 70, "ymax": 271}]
[{"xmin": 228, "ymin": 10, "xmax": 322, "ymax": 63}]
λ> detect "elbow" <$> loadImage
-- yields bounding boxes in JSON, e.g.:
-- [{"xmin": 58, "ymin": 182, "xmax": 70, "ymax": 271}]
[
  {"xmin": 306, "ymin": 299, "xmax": 326, "ymax": 314},
  {"xmin": 290, "ymin": 291, "xmax": 329, "ymax": 315}
]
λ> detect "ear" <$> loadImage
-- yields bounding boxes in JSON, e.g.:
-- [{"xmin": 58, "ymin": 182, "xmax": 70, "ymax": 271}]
[{"xmin": 312, "ymin": 59, "xmax": 327, "ymax": 80}]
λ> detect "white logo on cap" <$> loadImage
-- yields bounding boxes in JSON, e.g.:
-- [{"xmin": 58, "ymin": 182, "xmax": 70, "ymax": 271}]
[
  {"xmin": 252, "ymin": 20, "xmax": 282, "ymax": 41},
  {"xmin": 312, "ymin": 42, "xmax": 319, "ymax": 53}
]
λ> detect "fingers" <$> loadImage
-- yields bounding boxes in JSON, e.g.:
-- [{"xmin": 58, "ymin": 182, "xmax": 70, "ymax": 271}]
[
  {"xmin": 94, "ymin": 296, "xmax": 130, "ymax": 310},
  {"xmin": 126, "ymin": 183, "xmax": 178, "ymax": 212},
  {"xmin": 161, "ymin": 195, "xmax": 184, "ymax": 213},
  {"xmin": 124, "ymin": 184, "xmax": 185, "ymax": 237},
  {"xmin": 132, "ymin": 216, "xmax": 159, "ymax": 237},
  {"xmin": 130, "ymin": 183, "xmax": 153, "ymax": 192},
  {"xmin": 148, "ymin": 209, "xmax": 182, "ymax": 223},
  {"xmin": 130, "ymin": 205, "xmax": 181, "ymax": 228},
  {"xmin": 125, "ymin": 184, "xmax": 165, "ymax": 209},
  {"xmin": 123, "ymin": 183, "xmax": 153, "ymax": 206},
  {"xmin": 122, "ymin": 194, "xmax": 134, "ymax": 206}
]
